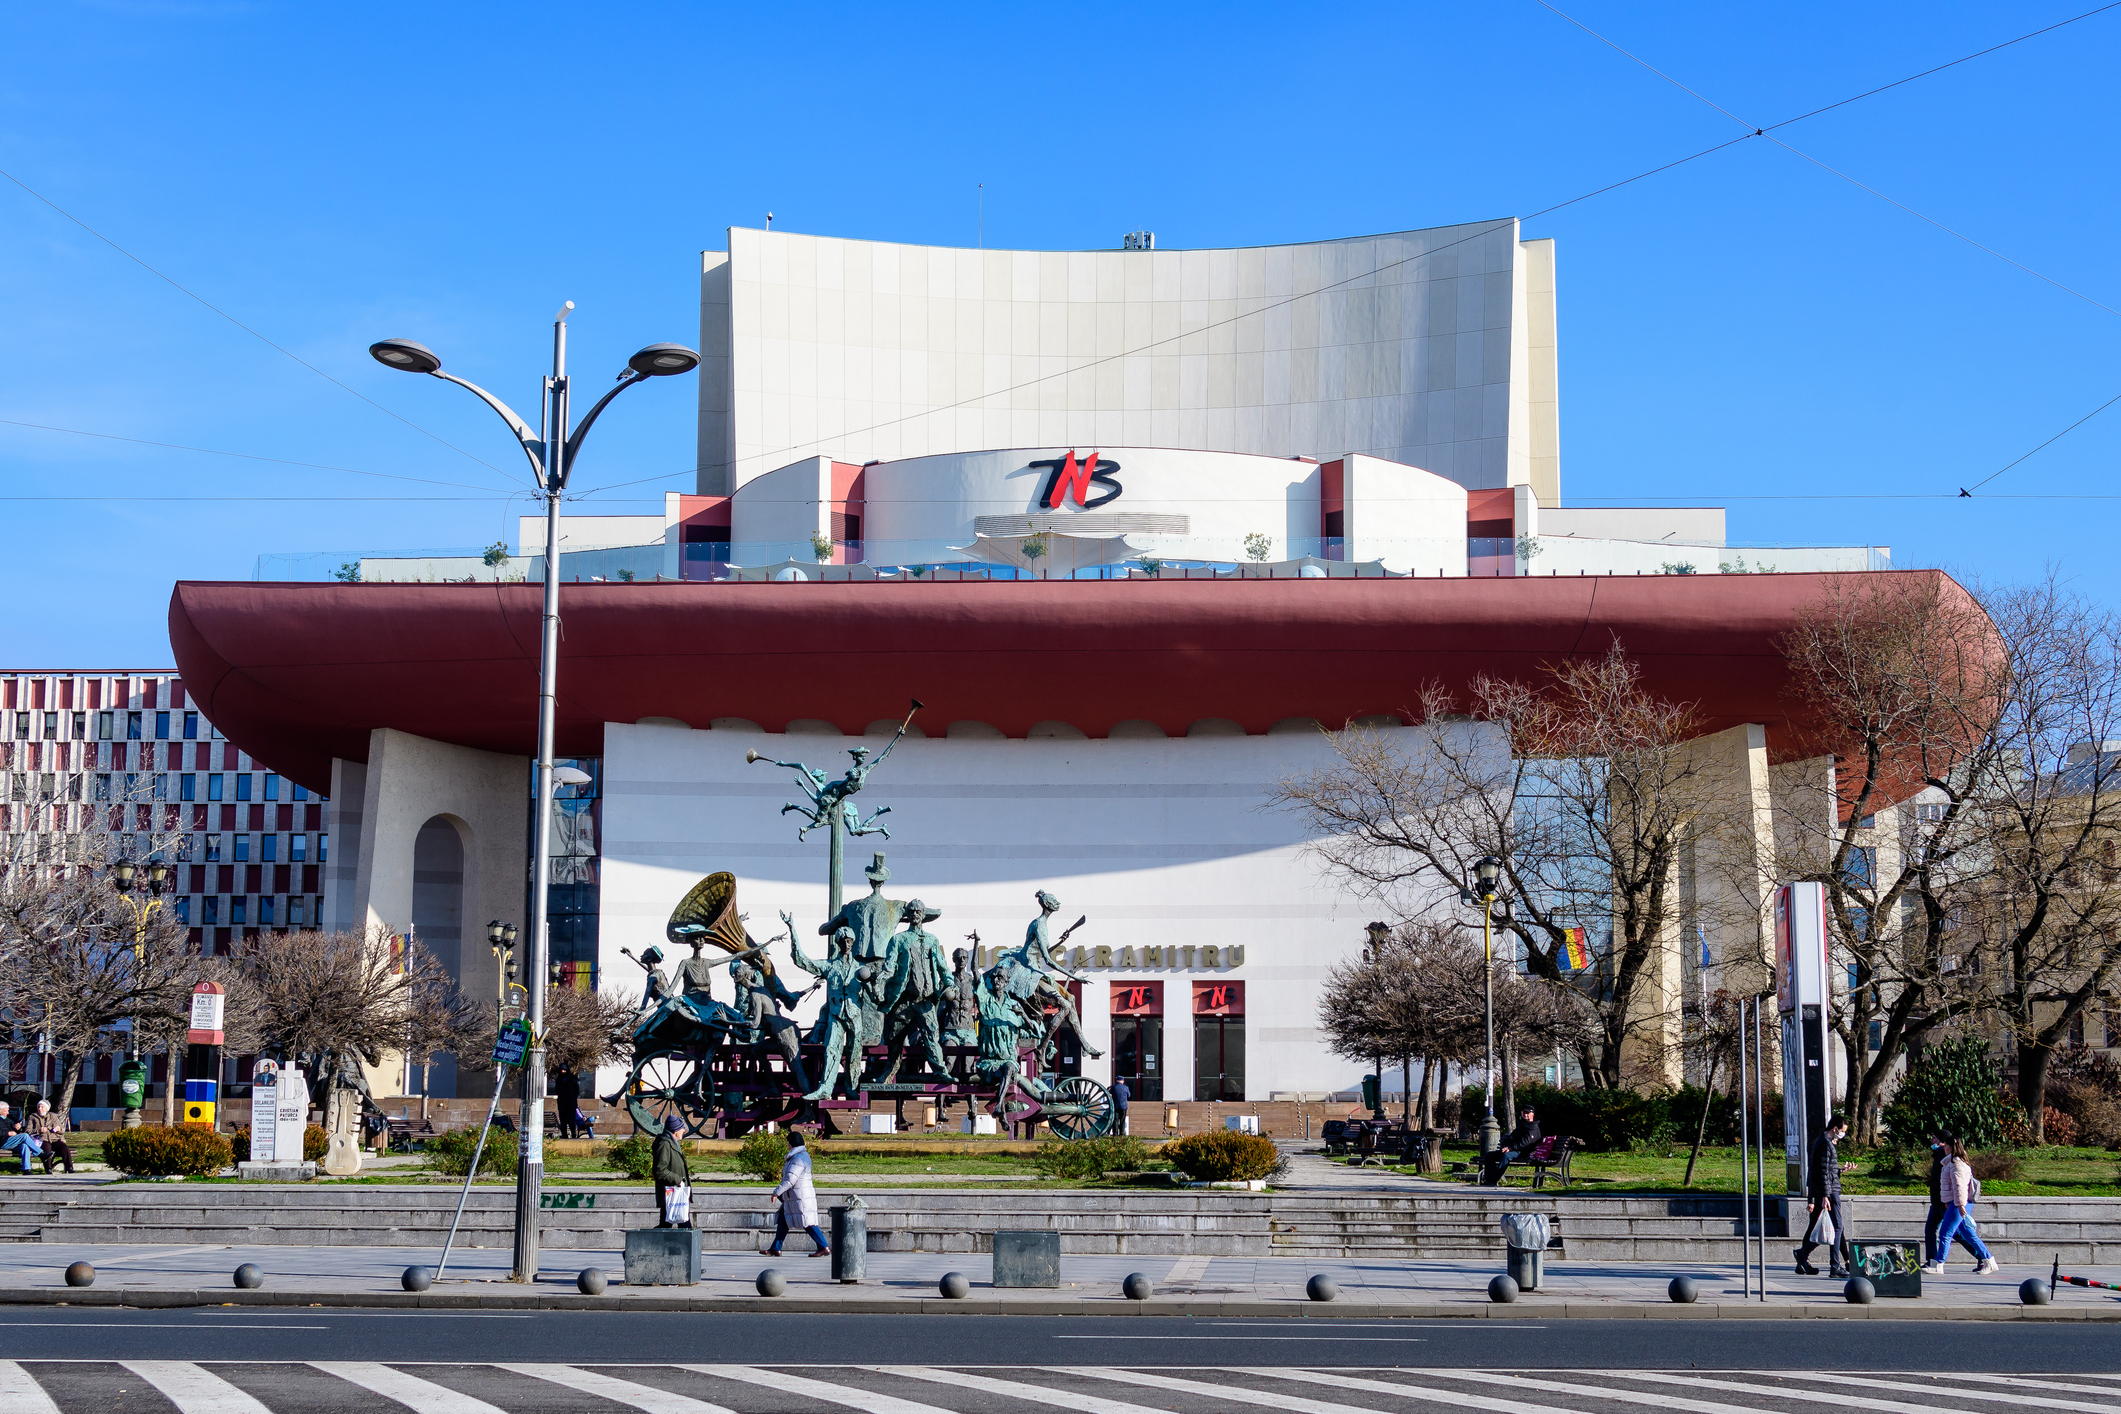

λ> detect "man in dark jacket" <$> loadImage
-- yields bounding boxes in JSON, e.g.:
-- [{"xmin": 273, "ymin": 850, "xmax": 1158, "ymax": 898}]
[
  {"xmin": 1794, "ymin": 1114, "xmax": 1853, "ymax": 1276},
  {"xmin": 554, "ymin": 1068, "xmax": 581, "ymax": 1139},
  {"xmin": 652, "ymin": 1117, "xmax": 693, "ymax": 1229},
  {"xmin": 1487, "ymin": 1106, "xmax": 1542, "ymax": 1184}
]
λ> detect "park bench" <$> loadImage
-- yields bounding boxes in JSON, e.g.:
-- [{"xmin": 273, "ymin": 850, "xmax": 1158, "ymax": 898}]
[{"xmin": 1525, "ymin": 1134, "xmax": 1579, "ymax": 1189}]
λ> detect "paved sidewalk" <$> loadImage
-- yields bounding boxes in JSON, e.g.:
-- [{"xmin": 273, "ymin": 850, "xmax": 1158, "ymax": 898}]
[{"xmin": 1, "ymin": 1240, "xmax": 2110, "ymax": 1317}]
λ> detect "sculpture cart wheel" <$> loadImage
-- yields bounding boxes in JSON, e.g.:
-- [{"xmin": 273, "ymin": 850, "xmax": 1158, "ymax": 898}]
[
  {"xmin": 1040, "ymin": 1074, "xmax": 1116, "ymax": 1139},
  {"xmin": 622, "ymin": 1047, "xmax": 715, "ymax": 1135}
]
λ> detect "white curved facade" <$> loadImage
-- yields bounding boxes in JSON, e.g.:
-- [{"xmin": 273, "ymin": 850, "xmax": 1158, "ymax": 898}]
[{"xmin": 696, "ymin": 221, "xmax": 1561, "ymax": 504}]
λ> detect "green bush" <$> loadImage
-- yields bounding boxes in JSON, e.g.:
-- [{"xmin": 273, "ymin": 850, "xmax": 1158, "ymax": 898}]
[
  {"xmin": 1033, "ymin": 1134, "xmax": 1151, "ymax": 1180},
  {"xmin": 425, "ymin": 1125, "xmax": 518, "ymax": 1178},
  {"xmin": 1162, "ymin": 1130, "xmax": 1280, "ymax": 1182},
  {"xmin": 605, "ymin": 1133, "xmax": 652, "ymax": 1179},
  {"xmin": 102, "ymin": 1122, "xmax": 234, "ymax": 1177},
  {"xmin": 737, "ymin": 1130, "xmax": 789, "ymax": 1182},
  {"xmin": 1882, "ymin": 1037, "xmax": 2013, "ymax": 1150}
]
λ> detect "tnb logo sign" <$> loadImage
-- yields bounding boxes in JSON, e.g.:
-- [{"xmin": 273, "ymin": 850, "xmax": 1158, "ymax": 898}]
[{"xmin": 1029, "ymin": 450, "xmax": 1122, "ymax": 510}]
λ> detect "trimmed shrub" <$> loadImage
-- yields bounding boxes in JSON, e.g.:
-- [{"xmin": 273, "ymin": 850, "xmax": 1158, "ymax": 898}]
[
  {"xmin": 605, "ymin": 1133, "xmax": 652, "ymax": 1179},
  {"xmin": 1882, "ymin": 1038, "xmax": 2013, "ymax": 1150},
  {"xmin": 738, "ymin": 1129, "xmax": 790, "ymax": 1182},
  {"xmin": 426, "ymin": 1125, "xmax": 517, "ymax": 1178},
  {"xmin": 1033, "ymin": 1134, "xmax": 1151, "ymax": 1180},
  {"xmin": 1163, "ymin": 1130, "xmax": 1280, "ymax": 1182},
  {"xmin": 102, "ymin": 1122, "xmax": 234, "ymax": 1177}
]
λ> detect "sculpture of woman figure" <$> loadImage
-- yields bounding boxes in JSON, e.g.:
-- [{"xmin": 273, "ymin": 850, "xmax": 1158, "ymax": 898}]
[
  {"xmin": 619, "ymin": 945, "xmax": 673, "ymax": 1024},
  {"xmin": 993, "ymin": 889, "xmax": 1102, "ymax": 1061},
  {"xmin": 733, "ymin": 946, "xmax": 812, "ymax": 1093},
  {"xmin": 784, "ymin": 912, "xmax": 881, "ymax": 1102}
]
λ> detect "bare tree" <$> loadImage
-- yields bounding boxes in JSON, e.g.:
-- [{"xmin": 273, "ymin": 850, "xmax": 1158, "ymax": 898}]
[
  {"xmin": 1276, "ymin": 642, "xmax": 1732, "ymax": 1088},
  {"xmin": 243, "ymin": 927, "xmax": 483, "ymax": 1111},
  {"xmin": 0, "ymin": 849, "xmax": 197, "ymax": 1119},
  {"xmin": 471, "ymin": 983, "xmax": 633, "ymax": 1077},
  {"xmin": 1779, "ymin": 571, "xmax": 2121, "ymax": 1141}
]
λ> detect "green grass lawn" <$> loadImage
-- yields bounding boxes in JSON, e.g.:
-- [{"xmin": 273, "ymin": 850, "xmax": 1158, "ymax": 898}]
[{"xmin": 1345, "ymin": 1142, "xmax": 2121, "ymax": 1196}]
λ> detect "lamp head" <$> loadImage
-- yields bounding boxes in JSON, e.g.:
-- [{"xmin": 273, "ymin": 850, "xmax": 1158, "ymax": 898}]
[
  {"xmin": 1473, "ymin": 855, "xmax": 1503, "ymax": 894},
  {"xmin": 368, "ymin": 339, "xmax": 442, "ymax": 374},
  {"xmin": 626, "ymin": 343, "xmax": 700, "ymax": 378},
  {"xmin": 745, "ymin": 749, "xmax": 762, "ymax": 764},
  {"xmin": 488, "ymin": 919, "xmax": 508, "ymax": 950},
  {"xmin": 112, "ymin": 859, "xmax": 135, "ymax": 893},
  {"xmin": 146, "ymin": 861, "xmax": 169, "ymax": 895}
]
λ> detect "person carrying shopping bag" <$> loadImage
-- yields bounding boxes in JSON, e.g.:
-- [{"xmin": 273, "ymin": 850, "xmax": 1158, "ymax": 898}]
[
  {"xmin": 1924, "ymin": 1137, "xmax": 1999, "ymax": 1275},
  {"xmin": 766, "ymin": 1130, "xmax": 829, "ymax": 1257},
  {"xmin": 652, "ymin": 1116, "xmax": 693, "ymax": 1229},
  {"xmin": 1794, "ymin": 1115, "xmax": 1854, "ymax": 1277}
]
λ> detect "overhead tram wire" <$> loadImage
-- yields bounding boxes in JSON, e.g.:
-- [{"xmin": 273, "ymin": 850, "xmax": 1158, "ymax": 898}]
[
  {"xmin": 600, "ymin": 12, "xmax": 2121, "ymax": 502},
  {"xmin": 0, "ymin": 165, "xmax": 515, "ymax": 485}
]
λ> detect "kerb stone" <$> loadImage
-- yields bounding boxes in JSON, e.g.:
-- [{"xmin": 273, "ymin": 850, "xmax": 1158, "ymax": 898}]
[
  {"xmin": 992, "ymin": 1230, "xmax": 1060, "ymax": 1288},
  {"xmin": 235, "ymin": 1163, "xmax": 316, "ymax": 1182},
  {"xmin": 623, "ymin": 1228, "xmax": 701, "ymax": 1286}
]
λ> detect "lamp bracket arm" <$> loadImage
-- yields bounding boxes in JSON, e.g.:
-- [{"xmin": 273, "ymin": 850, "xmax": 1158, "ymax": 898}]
[
  {"xmin": 428, "ymin": 370, "xmax": 548, "ymax": 483},
  {"xmin": 559, "ymin": 371, "xmax": 646, "ymax": 488}
]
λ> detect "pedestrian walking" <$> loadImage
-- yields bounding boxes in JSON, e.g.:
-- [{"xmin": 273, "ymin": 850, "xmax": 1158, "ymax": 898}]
[
  {"xmin": 651, "ymin": 1116, "xmax": 692, "ymax": 1229},
  {"xmin": 1924, "ymin": 1137, "xmax": 1998, "ymax": 1275},
  {"xmin": 766, "ymin": 1130, "xmax": 828, "ymax": 1257},
  {"xmin": 554, "ymin": 1067, "xmax": 581, "ymax": 1139},
  {"xmin": 1924, "ymin": 1131, "xmax": 1984, "ymax": 1265},
  {"xmin": 1794, "ymin": 1114, "xmax": 1854, "ymax": 1277},
  {"xmin": 1112, "ymin": 1077, "xmax": 1131, "ymax": 1136},
  {"xmin": 28, "ymin": 1102, "xmax": 73, "ymax": 1175}
]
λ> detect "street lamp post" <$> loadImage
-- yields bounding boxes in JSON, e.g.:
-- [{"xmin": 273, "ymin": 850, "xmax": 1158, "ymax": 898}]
[
  {"xmin": 1363, "ymin": 921, "xmax": 1391, "ymax": 1123},
  {"xmin": 372, "ymin": 317, "xmax": 697, "ymax": 1283},
  {"xmin": 111, "ymin": 858, "xmax": 169, "ymax": 1130},
  {"xmin": 1470, "ymin": 855, "xmax": 1508, "ymax": 1164}
]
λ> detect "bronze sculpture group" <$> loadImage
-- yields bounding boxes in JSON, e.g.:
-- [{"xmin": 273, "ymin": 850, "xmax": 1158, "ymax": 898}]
[{"xmin": 609, "ymin": 710, "xmax": 1116, "ymax": 1141}]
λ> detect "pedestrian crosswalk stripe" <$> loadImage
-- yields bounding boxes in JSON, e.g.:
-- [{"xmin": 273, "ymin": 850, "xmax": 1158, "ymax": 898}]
[
  {"xmin": 0, "ymin": 1363, "xmax": 57, "ymax": 1414},
  {"xmin": 1954, "ymin": 1377, "xmax": 2121, "ymax": 1400},
  {"xmin": 310, "ymin": 1362, "xmax": 510, "ymax": 1414},
  {"xmin": 122, "ymin": 1362, "xmax": 273, "ymax": 1414},
  {"xmin": 681, "ymin": 1366, "xmax": 957, "ymax": 1414},
  {"xmin": 1409, "ymin": 1367, "xmax": 1814, "ymax": 1414},
  {"xmin": 1060, "ymin": 1365, "xmax": 1425, "ymax": 1414},
  {"xmin": 1619, "ymin": 1369, "xmax": 1978, "ymax": 1414},
  {"xmin": 1788, "ymin": 1372, "xmax": 2121, "ymax": 1414},
  {"xmin": 1243, "ymin": 1367, "xmax": 1598, "ymax": 1414},
  {"xmin": 877, "ymin": 1365, "xmax": 1182, "ymax": 1414},
  {"xmin": 501, "ymin": 1365, "xmax": 738, "ymax": 1414}
]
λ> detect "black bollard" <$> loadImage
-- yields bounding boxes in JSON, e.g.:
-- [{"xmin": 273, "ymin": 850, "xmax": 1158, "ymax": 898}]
[
  {"xmin": 829, "ymin": 1200, "xmax": 866, "ymax": 1285},
  {"xmin": 233, "ymin": 1264, "xmax": 263, "ymax": 1290}
]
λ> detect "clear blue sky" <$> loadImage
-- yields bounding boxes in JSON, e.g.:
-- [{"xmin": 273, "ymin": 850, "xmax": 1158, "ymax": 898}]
[{"xmin": 5, "ymin": 2, "xmax": 2118, "ymax": 665}]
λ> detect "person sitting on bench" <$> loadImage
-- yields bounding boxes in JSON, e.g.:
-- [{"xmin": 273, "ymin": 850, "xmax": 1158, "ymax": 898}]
[{"xmin": 1487, "ymin": 1105, "xmax": 1541, "ymax": 1184}]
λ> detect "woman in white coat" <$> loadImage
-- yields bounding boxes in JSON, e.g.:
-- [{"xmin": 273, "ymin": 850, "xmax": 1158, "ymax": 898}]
[{"xmin": 766, "ymin": 1130, "xmax": 829, "ymax": 1257}]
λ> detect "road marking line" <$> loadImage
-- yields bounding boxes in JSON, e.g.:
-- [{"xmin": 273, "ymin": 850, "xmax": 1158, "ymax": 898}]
[
  {"xmin": 680, "ymin": 1366, "xmax": 955, "ymax": 1414},
  {"xmin": 1060, "ymin": 1366, "xmax": 1448, "ymax": 1414},
  {"xmin": 0, "ymin": 1363, "xmax": 58, "ymax": 1414},
  {"xmin": 1391, "ymin": 1368, "xmax": 1819, "ymax": 1414},
  {"xmin": 1955, "ymin": 1377, "xmax": 2121, "ymax": 1399},
  {"xmin": 1163, "ymin": 1256, "xmax": 1210, "ymax": 1282},
  {"xmin": 311, "ymin": 1362, "xmax": 510, "ymax": 1414},
  {"xmin": 1618, "ymin": 1369, "xmax": 1977, "ymax": 1414},
  {"xmin": 122, "ymin": 1362, "xmax": 273, "ymax": 1414},
  {"xmin": 502, "ymin": 1364, "xmax": 737, "ymax": 1414},
  {"xmin": 1788, "ymin": 1372, "xmax": 2121, "ymax": 1414},
  {"xmin": 878, "ymin": 1366, "xmax": 1179, "ymax": 1414},
  {"xmin": 1246, "ymin": 1368, "xmax": 1600, "ymax": 1414}
]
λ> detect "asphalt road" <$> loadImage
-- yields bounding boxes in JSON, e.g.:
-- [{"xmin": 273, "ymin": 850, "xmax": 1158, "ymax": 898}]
[{"xmin": 0, "ymin": 1309, "xmax": 2112, "ymax": 1369}]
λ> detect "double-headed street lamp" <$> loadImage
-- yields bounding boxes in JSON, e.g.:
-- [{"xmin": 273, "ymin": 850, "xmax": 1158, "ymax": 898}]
[
  {"xmin": 487, "ymin": 919, "xmax": 521, "ymax": 1020},
  {"xmin": 1363, "ymin": 921, "xmax": 1391, "ymax": 1123},
  {"xmin": 372, "ymin": 311, "xmax": 697, "ymax": 1284},
  {"xmin": 1467, "ymin": 855, "xmax": 1511, "ymax": 1165},
  {"xmin": 111, "ymin": 858, "xmax": 169, "ymax": 1131}
]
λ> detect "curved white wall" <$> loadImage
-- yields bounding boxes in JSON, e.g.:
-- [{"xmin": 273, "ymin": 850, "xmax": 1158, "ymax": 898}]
[{"xmin": 699, "ymin": 223, "xmax": 1561, "ymax": 505}]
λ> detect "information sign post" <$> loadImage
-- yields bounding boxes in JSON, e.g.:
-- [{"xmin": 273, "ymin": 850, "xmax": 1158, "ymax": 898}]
[{"xmin": 1774, "ymin": 883, "xmax": 1832, "ymax": 1197}]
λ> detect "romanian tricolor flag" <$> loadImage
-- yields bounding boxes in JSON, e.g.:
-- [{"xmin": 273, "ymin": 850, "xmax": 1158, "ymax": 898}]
[{"xmin": 1560, "ymin": 927, "xmax": 1592, "ymax": 973}]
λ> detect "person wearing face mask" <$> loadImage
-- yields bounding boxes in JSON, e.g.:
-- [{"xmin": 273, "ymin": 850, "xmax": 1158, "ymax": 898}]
[
  {"xmin": 1924, "ymin": 1136, "xmax": 1999, "ymax": 1275},
  {"xmin": 1794, "ymin": 1115, "xmax": 1854, "ymax": 1277}
]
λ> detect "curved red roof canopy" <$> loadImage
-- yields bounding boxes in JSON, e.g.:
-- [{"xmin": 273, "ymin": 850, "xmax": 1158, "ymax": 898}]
[{"xmin": 168, "ymin": 571, "xmax": 1972, "ymax": 795}]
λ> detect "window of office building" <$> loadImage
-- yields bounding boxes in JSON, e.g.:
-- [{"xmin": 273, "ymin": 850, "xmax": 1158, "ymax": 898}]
[
  {"xmin": 183, "ymin": 712, "xmax": 198, "ymax": 740},
  {"xmin": 180, "ymin": 774, "xmax": 195, "ymax": 802},
  {"xmin": 258, "ymin": 897, "xmax": 275, "ymax": 926},
  {"xmin": 261, "ymin": 834, "xmax": 277, "ymax": 863},
  {"xmin": 233, "ymin": 835, "xmax": 250, "ymax": 862},
  {"xmin": 203, "ymin": 896, "xmax": 219, "ymax": 925},
  {"xmin": 93, "ymin": 774, "xmax": 110, "ymax": 802},
  {"xmin": 204, "ymin": 834, "xmax": 221, "ymax": 862},
  {"xmin": 174, "ymin": 898, "xmax": 190, "ymax": 925},
  {"xmin": 96, "ymin": 711, "xmax": 112, "ymax": 740},
  {"xmin": 10, "ymin": 713, "xmax": 26, "ymax": 739},
  {"xmin": 231, "ymin": 897, "xmax": 247, "ymax": 925},
  {"xmin": 290, "ymin": 833, "xmax": 307, "ymax": 862},
  {"xmin": 288, "ymin": 896, "xmax": 306, "ymax": 925},
  {"xmin": 1192, "ymin": 980, "xmax": 1246, "ymax": 1102},
  {"xmin": 70, "ymin": 712, "xmax": 85, "ymax": 739},
  {"xmin": 235, "ymin": 774, "xmax": 252, "ymax": 802},
  {"xmin": 1110, "ymin": 981, "xmax": 1164, "ymax": 1103},
  {"xmin": 318, "ymin": 833, "xmax": 328, "ymax": 862},
  {"xmin": 126, "ymin": 712, "xmax": 141, "ymax": 740},
  {"xmin": 264, "ymin": 773, "xmax": 279, "ymax": 800},
  {"xmin": 155, "ymin": 712, "xmax": 169, "ymax": 739},
  {"xmin": 292, "ymin": 783, "xmax": 308, "ymax": 801},
  {"xmin": 207, "ymin": 774, "xmax": 223, "ymax": 802},
  {"xmin": 43, "ymin": 712, "xmax": 57, "ymax": 739},
  {"xmin": 537, "ymin": 757, "xmax": 603, "ymax": 989}
]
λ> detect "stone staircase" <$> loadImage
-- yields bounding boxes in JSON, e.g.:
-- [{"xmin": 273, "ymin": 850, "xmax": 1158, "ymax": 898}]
[{"xmin": 22, "ymin": 1183, "xmax": 2121, "ymax": 1263}]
